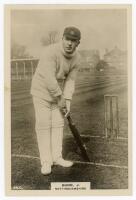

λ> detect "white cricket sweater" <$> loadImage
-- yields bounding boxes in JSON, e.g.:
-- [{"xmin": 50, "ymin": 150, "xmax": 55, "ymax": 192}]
[{"xmin": 30, "ymin": 42, "xmax": 81, "ymax": 102}]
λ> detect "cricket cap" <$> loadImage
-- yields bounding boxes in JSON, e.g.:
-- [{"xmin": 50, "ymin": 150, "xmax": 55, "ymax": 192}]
[{"xmin": 63, "ymin": 26, "xmax": 81, "ymax": 40}]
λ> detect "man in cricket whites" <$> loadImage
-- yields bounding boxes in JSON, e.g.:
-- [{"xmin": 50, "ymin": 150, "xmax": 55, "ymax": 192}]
[{"xmin": 31, "ymin": 26, "xmax": 81, "ymax": 175}]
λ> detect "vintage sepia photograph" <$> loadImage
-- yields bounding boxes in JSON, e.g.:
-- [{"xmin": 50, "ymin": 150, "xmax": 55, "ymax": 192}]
[{"xmin": 5, "ymin": 4, "xmax": 132, "ymax": 196}]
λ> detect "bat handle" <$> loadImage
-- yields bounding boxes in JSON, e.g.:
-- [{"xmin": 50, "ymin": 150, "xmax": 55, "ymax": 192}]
[
  {"xmin": 67, "ymin": 115, "xmax": 74, "ymax": 125},
  {"xmin": 61, "ymin": 108, "xmax": 67, "ymax": 115},
  {"xmin": 61, "ymin": 108, "xmax": 70, "ymax": 117},
  {"xmin": 61, "ymin": 109, "xmax": 74, "ymax": 125}
]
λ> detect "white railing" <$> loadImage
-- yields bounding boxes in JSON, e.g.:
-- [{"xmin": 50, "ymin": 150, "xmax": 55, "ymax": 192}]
[{"xmin": 11, "ymin": 58, "xmax": 39, "ymax": 80}]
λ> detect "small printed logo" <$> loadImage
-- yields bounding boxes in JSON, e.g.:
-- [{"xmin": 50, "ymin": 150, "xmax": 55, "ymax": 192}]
[{"xmin": 13, "ymin": 185, "xmax": 23, "ymax": 190}]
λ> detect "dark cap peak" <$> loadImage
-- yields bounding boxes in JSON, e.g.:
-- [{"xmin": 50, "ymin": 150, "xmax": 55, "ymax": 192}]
[{"xmin": 63, "ymin": 26, "xmax": 81, "ymax": 40}]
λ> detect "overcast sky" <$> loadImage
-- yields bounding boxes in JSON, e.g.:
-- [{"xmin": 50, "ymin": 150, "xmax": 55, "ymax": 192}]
[{"xmin": 11, "ymin": 8, "xmax": 127, "ymax": 58}]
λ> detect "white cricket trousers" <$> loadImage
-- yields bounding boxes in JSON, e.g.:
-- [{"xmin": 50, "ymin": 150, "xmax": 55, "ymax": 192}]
[{"xmin": 33, "ymin": 96, "xmax": 64, "ymax": 166}]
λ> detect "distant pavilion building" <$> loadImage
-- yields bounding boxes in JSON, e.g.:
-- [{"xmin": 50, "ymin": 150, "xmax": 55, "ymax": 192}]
[{"xmin": 103, "ymin": 46, "xmax": 127, "ymax": 73}]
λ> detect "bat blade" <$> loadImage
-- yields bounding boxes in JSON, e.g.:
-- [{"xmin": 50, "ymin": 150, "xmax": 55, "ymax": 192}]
[{"xmin": 67, "ymin": 115, "xmax": 90, "ymax": 162}]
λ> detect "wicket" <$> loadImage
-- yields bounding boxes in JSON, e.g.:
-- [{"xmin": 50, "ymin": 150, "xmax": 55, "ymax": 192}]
[{"xmin": 104, "ymin": 95, "xmax": 119, "ymax": 138}]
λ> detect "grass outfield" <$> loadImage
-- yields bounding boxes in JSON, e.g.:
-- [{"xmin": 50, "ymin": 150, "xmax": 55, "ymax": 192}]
[{"xmin": 11, "ymin": 72, "xmax": 128, "ymax": 190}]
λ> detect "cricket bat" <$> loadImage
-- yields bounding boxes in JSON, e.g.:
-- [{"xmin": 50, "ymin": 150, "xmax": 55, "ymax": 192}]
[{"xmin": 66, "ymin": 114, "xmax": 90, "ymax": 162}]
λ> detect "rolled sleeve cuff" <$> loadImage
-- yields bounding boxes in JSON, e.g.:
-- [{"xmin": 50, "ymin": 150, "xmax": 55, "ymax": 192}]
[{"xmin": 63, "ymin": 94, "xmax": 72, "ymax": 100}]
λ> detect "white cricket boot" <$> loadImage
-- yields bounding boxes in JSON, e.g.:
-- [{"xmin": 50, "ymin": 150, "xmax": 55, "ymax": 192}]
[
  {"xmin": 54, "ymin": 157, "xmax": 73, "ymax": 167},
  {"xmin": 41, "ymin": 162, "xmax": 51, "ymax": 175}
]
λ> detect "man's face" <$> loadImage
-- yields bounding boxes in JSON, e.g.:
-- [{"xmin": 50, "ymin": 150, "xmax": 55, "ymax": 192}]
[{"xmin": 62, "ymin": 36, "xmax": 79, "ymax": 54}]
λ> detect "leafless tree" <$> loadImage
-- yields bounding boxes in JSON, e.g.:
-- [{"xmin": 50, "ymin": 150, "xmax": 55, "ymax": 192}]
[{"xmin": 41, "ymin": 30, "xmax": 59, "ymax": 46}]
